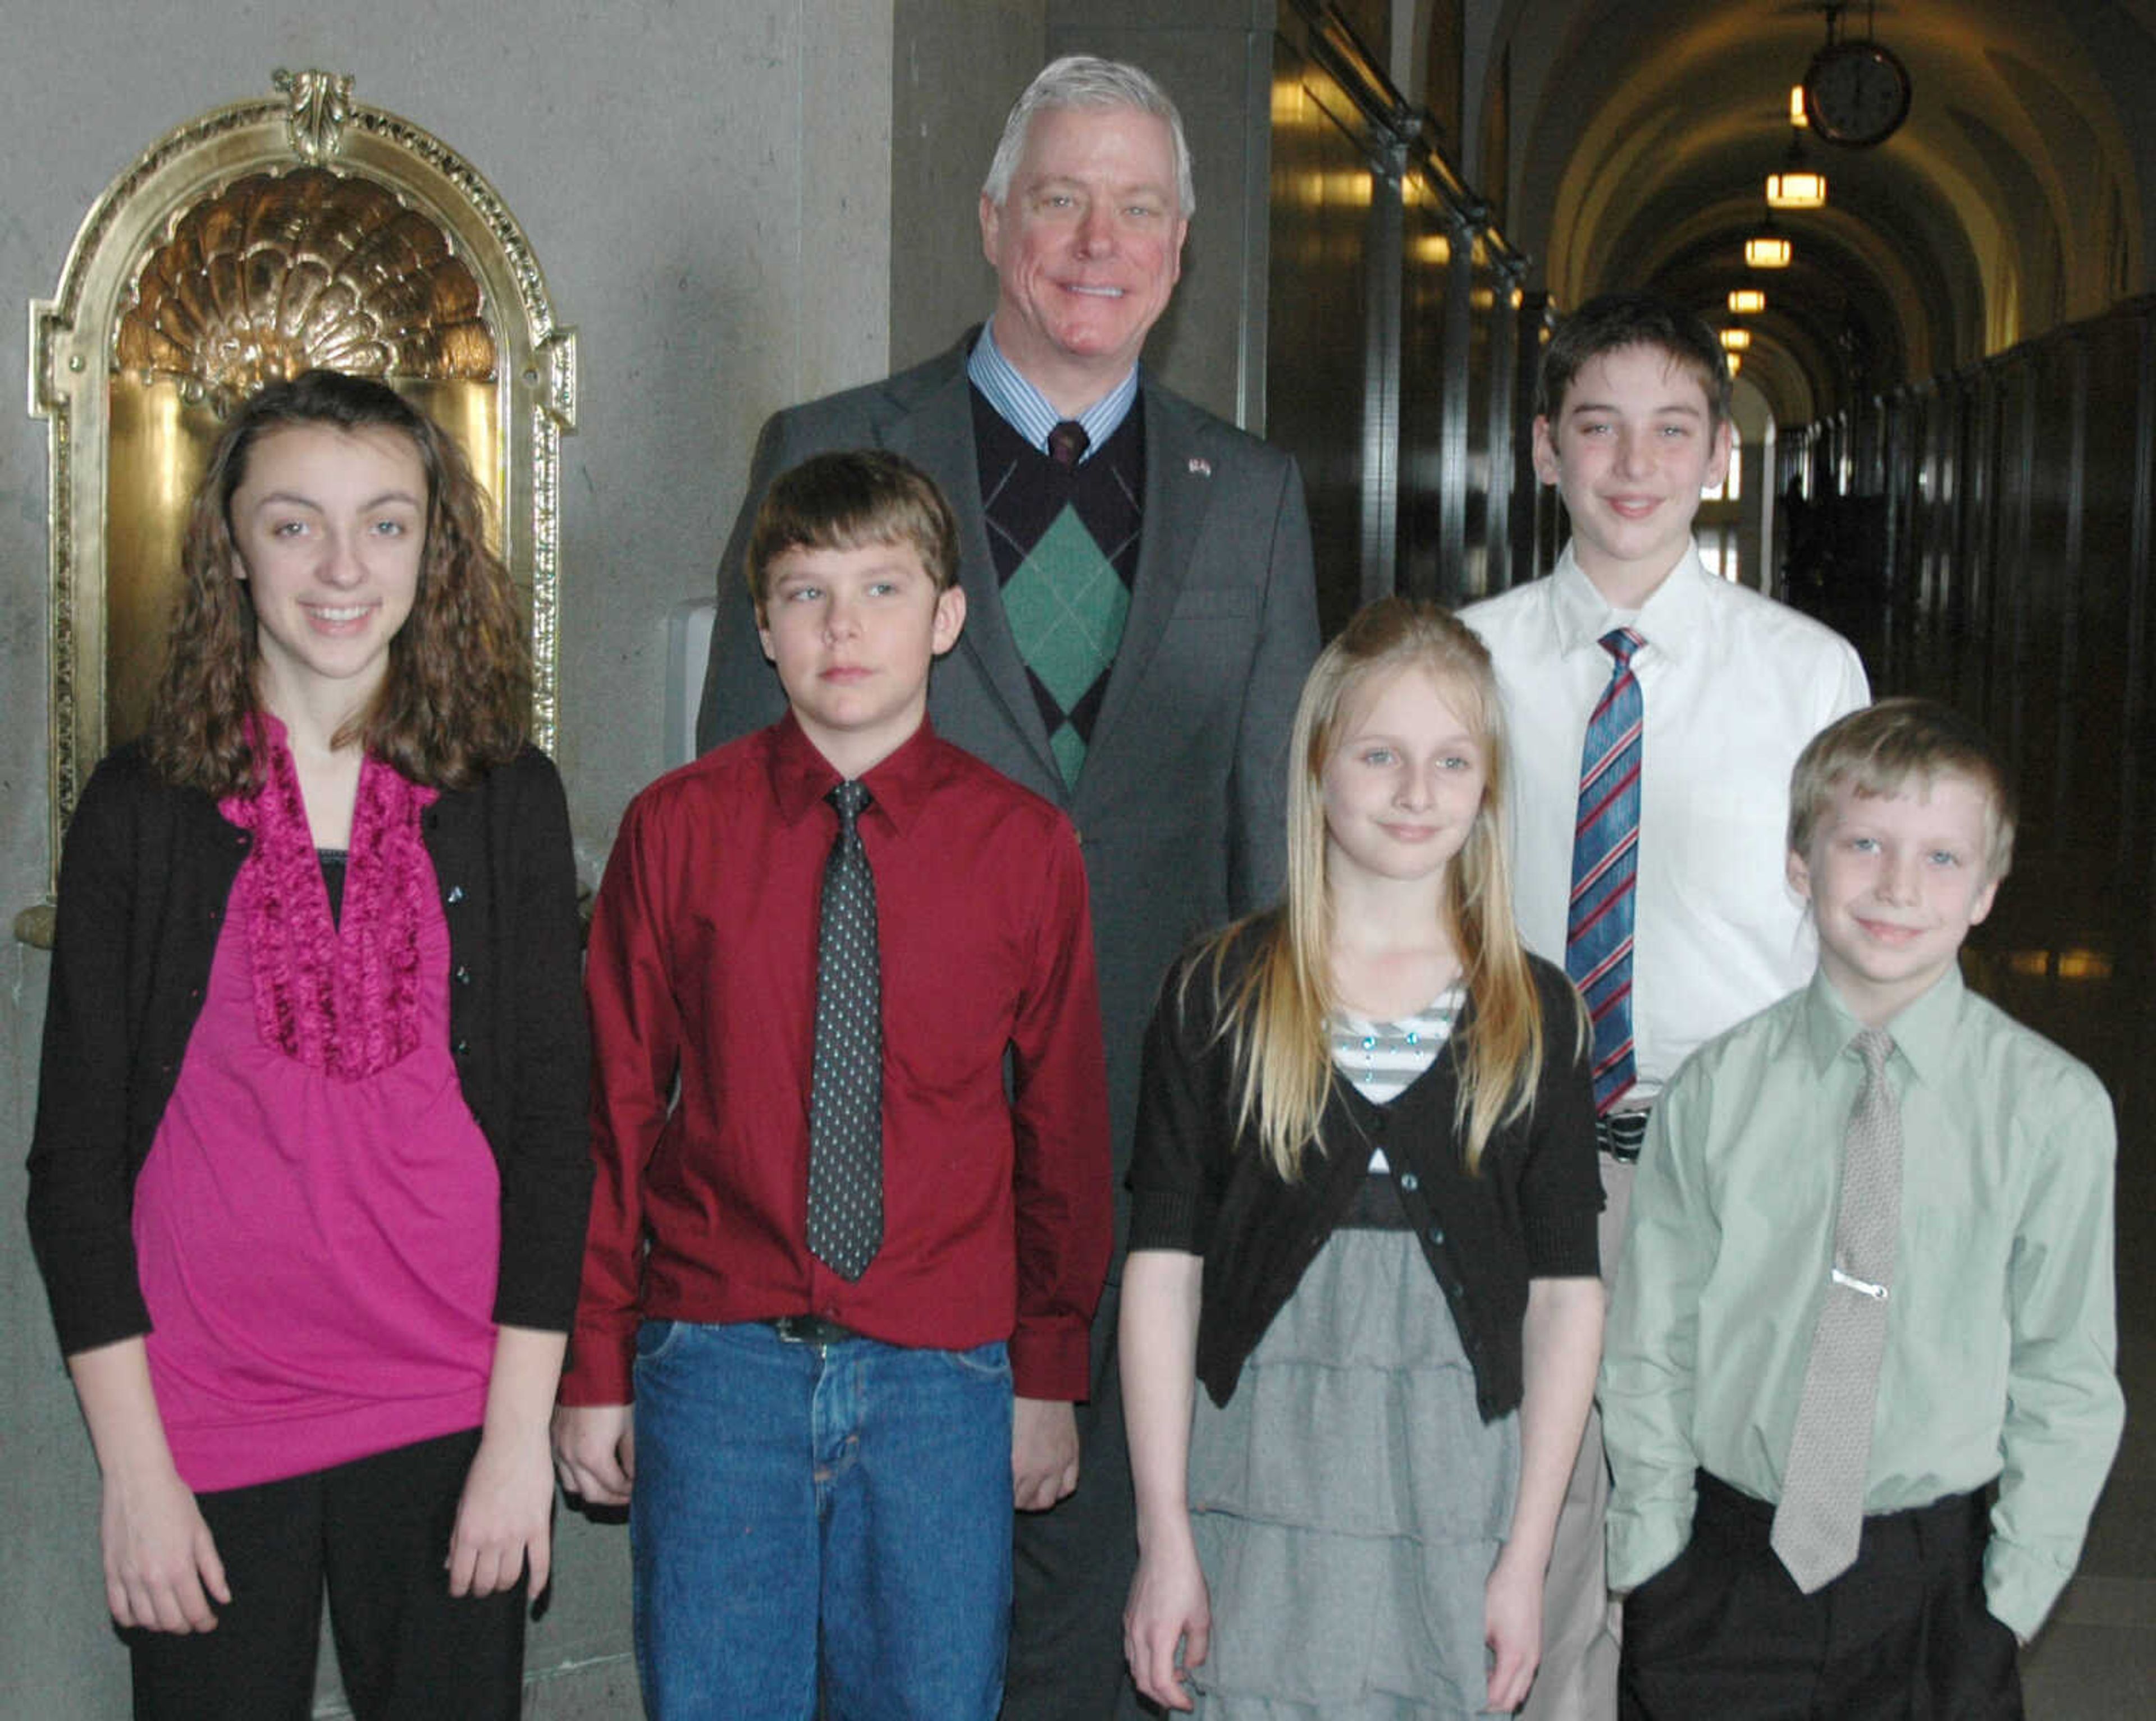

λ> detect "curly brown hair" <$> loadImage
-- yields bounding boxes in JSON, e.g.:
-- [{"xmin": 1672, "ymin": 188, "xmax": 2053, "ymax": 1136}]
[{"xmin": 145, "ymin": 369, "xmax": 531, "ymax": 795}]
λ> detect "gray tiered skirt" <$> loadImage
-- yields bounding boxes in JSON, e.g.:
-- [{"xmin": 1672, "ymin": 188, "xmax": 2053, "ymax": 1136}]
[{"xmin": 1187, "ymin": 1228, "xmax": 1520, "ymax": 1718}]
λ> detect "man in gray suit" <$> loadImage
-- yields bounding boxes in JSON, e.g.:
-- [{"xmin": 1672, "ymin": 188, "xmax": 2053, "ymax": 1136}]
[{"xmin": 697, "ymin": 56, "xmax": 1319, "ymax": 1719}]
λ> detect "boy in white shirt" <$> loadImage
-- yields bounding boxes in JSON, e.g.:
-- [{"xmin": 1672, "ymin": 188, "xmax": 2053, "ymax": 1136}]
[{"xmin": 1460, "ymin": 291, "xmax": 1868, "ymax": 1719}]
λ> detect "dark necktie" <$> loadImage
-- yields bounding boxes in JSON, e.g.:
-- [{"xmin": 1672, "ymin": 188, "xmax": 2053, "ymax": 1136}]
[
  {"xmin": 1048, "ymin": 419, "xmax": 1090, "ymax": 468},
  {"xmin": 1567, "ymin": 628, "xmax": 1646, "ymax": 1113},
  {"xmin": 806, "ymin": 781, "xmax": 881, "ymax": 1280},
  {"xmin": 1771, "ymin": 1027, "xmax": 1903, "ymax": 1591}
]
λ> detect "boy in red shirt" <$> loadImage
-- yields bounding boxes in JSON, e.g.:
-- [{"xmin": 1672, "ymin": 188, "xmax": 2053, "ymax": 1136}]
[{"xmin": 554, "ymin": 450, "xmax": 1111, "ymax": 1719}]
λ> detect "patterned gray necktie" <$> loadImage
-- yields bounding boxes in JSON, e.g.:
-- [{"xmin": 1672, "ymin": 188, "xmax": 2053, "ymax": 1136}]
[
  {"xmin": 806, "ymin": 781, "xmax": 881, "ymax": 1280},
  {"xmin": 1770, "ymin": 1027, "xmax": 1901, "ymax": 1591}
]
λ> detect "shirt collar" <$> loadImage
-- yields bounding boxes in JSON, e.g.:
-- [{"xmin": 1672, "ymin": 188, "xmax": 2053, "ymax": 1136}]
[
  {"xmin": 765, "ymin": 708, "xmax": 940, "ymax": 838},
  {"xmin": 966, "ymin": 317, "xmax": 1140, "ymax": 460},
  {"xmin": 1798, "ymin": 960, "xmax": 1966, "ymax": 1085},
  {"xmin": 1549, "ymin": 539, "xmax": 1712, "ymax": 666}
]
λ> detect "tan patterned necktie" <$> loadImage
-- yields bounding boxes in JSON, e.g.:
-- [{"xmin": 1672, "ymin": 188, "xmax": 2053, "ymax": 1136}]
[{"xmin": 1771, "ymin": 1027, "xmax": 1901, "ymax": 1591}]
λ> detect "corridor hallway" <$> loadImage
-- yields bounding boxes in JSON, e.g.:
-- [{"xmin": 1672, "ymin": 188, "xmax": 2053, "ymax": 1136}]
[{"xmin": 1965, "ymin": 868, "xmax": 2155, "ymax": 1716}]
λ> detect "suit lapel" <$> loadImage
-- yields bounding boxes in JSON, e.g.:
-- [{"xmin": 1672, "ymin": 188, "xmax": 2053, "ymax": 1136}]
[
  {"xmin": 1083, "ymin": 381, "xmax": 1210, "ymax": 782},
  {"xmin": 884, "ymin": 352, "xmax": 1061, "ymax": 786}
]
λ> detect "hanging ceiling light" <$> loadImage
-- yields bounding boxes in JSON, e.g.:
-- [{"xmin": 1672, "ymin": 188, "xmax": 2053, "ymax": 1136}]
[
  {"xmin": 1727, "ymin": 351, "xmax": 1744, "ymax": 376},
  {"xmin": 1789, "ymin": 84, "xmax": 1810, "ymax": 127},
  {"xmin": 1720, "ymin": 327, "xmax": 1753, "ymax": 351},
  {"xmin": 1766, "ymin": 129, "xmax": 1828, "ymax": 209},
  {"xmin": 1729, "ymin": 288, "xmax": 1767, "ymax": 314},
  {"xmin": 1746, "ymin": 214, "xmax": 1793, "ymax": 269},
  {"xmin": 1767, "ymin": 163, "xmax": 1828, "ymax": 208}
]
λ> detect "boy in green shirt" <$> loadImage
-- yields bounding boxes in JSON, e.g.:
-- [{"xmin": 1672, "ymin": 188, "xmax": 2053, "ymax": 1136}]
[{"xmin": 1601, "ymin": 697, "xmax": 2123, "ymax": 1718}]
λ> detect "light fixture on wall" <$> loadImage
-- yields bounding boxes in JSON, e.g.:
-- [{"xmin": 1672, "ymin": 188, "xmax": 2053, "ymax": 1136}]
[
  {"xmin": 1720, "ymin": 327, "xmax": 1753, "ymax": 351},
  {"xmin": 1729, "ymin": 288, "xmax": 1767, "ymax": 314}
]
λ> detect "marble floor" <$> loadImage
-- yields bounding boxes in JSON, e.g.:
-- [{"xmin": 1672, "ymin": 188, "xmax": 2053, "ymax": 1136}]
[{"xmin": 1965, "ymin": 855, "xmax": 2155, "ymax": 1718}]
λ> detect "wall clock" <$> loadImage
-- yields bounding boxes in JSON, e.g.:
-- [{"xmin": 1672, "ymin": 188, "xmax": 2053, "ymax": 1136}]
[{"xmin": 1803, "ymin": 39, "xmax": 1912, "ymax": 147}]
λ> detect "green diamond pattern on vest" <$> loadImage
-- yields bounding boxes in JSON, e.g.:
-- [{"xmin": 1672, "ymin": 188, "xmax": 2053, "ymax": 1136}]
[
  {"xmin": 1050, "ymin": 723, "xmax": 1088, "ymax": 786},
  {"xmin": 1002, "ymin": 506, "xmax": 1131, "ymax": 718}
]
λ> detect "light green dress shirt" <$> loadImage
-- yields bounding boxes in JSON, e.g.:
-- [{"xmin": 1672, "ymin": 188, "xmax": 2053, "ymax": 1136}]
[{"xmin": 1601, "ymin": 963, "xmax": 2123, "ymax": 1641}]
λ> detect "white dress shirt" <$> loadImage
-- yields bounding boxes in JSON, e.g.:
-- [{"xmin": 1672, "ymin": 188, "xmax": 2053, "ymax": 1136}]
[{"xmin": 1460, "ymin": 544, "xmax": 1870, "ymax": 1096}]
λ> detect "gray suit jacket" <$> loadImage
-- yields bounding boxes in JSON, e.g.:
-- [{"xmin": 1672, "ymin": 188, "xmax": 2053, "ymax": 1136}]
[{"xmin": 696, "ymin": 334, "xmax": 1320, "ymax": 1258}]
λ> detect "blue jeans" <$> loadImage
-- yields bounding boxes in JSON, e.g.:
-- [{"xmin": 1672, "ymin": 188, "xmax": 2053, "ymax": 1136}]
[{"xmin": 629, "ymin": 1319, "xmax": 1015, "ymax": 1720}]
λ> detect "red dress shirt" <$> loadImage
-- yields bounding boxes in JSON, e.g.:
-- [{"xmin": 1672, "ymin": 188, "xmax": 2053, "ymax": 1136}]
[{"xmin": 563, "ymin": 713, "xmax": 1111, "ymax": 1404}]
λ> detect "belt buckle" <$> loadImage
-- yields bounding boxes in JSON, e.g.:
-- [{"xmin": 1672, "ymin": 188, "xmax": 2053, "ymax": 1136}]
[{"xmin": 770, "ymin": 1313, "xmax": 851, "ymax": 1345}]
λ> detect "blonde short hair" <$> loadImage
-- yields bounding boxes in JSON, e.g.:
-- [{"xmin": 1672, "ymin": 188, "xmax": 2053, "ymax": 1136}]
[{"xmin": 1788, "ymin": 697, "xmax": 2016, "ymax": 880}]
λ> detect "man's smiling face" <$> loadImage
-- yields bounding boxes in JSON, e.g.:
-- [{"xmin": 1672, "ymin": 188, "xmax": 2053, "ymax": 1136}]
[{"xmin": 979, "ymin": 102, "xmax": 1188, "ymax": 410}]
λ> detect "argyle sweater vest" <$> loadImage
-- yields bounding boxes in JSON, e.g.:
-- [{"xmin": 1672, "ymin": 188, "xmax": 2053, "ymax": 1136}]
[{"xmin": 972, "ymin": 388, "xmax": 1145, "ymax": 786}]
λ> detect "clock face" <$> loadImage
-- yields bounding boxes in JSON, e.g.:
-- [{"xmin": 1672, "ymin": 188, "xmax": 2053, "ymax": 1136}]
[{"xmin": 1804, "ymin": 41, "xmax": 1912, "ymax": 147}]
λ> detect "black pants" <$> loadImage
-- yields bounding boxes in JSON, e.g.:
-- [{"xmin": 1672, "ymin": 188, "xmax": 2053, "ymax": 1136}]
[
  {"xmin": 127, "ymin": 1427, "xmax": 526, "ymax": 1721},
  {"xmin": 1620, "ymin": 1471, "xmax": 2022, "ymax": 1720},
  {"xmin": 1003, "ymin": 1278, "xmax": 1146, "ymax": 1720}
]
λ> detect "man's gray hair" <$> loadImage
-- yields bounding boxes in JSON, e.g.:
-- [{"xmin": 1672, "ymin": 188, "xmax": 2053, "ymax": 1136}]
[{"xmin": 981, "ymin": 55, "xmax": 1196, "ymax": 218}]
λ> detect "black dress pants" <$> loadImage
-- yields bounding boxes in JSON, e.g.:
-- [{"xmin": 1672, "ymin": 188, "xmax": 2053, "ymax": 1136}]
[
  {"xmin": 126, "ymin": 1426, "xmax": 526, "ymax": 1721},
  {"xmin": 1004, "ymin": 1278, "xmax": 1146, "ymax": 1720},
  {"xmin": 1620, "ymin": 1471, "xmax": 2022, "ymax": 1721}
]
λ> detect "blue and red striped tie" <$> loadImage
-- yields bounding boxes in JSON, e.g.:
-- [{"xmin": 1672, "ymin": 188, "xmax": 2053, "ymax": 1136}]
[{"xmin": 1568, "ymin": 628, "xmax": 1645, "ymax": 1114}]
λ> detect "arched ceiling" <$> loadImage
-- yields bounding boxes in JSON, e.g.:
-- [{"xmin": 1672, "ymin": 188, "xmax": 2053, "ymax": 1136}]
[{"xmin": 1470, "ymin": 0, "xmax": 2155, "ymax": 423}]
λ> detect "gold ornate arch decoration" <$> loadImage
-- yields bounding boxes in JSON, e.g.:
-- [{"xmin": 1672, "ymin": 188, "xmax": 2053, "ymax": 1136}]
[{"xmin": 20, "ymin": 69, "xmax": 575, "ymax": 944}]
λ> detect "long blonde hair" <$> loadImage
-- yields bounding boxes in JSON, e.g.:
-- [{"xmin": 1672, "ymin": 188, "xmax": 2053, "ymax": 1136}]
[{"xmin": 1184, "ymin": 598, "xmax": 1555, "ymax": 1178}]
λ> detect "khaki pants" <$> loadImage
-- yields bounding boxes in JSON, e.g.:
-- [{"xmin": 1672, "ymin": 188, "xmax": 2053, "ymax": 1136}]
[{"xmin": 1520, "ymin": 1152, "xmax": 1634, "ymax": 1721}]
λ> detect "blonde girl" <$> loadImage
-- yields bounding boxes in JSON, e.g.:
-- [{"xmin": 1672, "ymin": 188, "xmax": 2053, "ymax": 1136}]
[
  {"xmin": 27, "ymin": 370, "xmax": 590, "ymax": 1719},
  {"xmin": 1121, "ymin": 598, "xmax": 1603, "ymax": 1717}
]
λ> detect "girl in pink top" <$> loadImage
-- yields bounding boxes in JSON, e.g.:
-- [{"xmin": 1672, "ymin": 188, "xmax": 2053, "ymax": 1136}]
[{"xmin": 28, "ymin": 372, "xmax": 590, "ymax": 1719}]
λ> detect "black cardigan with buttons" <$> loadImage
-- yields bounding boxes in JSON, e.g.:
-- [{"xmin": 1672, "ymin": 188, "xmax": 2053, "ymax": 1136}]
[
  {"xmin": 26, "ymin": 742, "xmax": 593, "ymax": 1360},
  {"xmin": 1126, "ymin": 927, "xmax": 1601, "ymax": 1422}
]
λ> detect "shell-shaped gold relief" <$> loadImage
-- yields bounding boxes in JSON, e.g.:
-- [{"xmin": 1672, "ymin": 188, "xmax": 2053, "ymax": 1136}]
[{"xmin": 115, "ymin": 166, "xmax": 496, "ymax": 406}]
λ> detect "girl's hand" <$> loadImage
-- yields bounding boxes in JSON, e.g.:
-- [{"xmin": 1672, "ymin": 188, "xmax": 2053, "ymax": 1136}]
[
  {"xmin": 1123, "ymin": 1533, "xmax": 1211, "ymax": 1713},
  {"xmin": 449, "ymin": 1423, "xmax": 554, "ymax": 1599},
  {"xmin": 1484, "ymin": 1541, "xmax": 1546, "ymax": 1712},
  {"xmin": 68, "ymin": 1338, "xmax": 229, "ymax": 1632},
  {"xmin": 100, "ymin": 1461, "xmax": 229, "ymax": 1632}
]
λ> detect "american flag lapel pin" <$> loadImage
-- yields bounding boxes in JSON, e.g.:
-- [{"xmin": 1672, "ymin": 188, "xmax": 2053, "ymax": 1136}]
[{"xmin": 1187, "ymin": 456, "xmax": 1212, "ymax": 477}]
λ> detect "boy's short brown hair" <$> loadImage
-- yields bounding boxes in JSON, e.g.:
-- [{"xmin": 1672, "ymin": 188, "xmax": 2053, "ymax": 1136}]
[
  {"xmin": 1788, "ymin": 697, "xmax": 2017, "ymax": 881},
  {"xmin": 1539, "ymin": 291, "xmax": 1733, "ymax": 429},
  {"xmin": 747, "ymin": 450, "xmax": 961, "ymax": 616}
]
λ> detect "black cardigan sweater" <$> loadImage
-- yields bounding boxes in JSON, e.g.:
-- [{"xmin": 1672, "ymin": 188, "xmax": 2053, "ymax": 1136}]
[
  {"xmin": 1126, "ymin": 931, "xmax": 1601, "ymax": 1421},
  {"xmin": 26, "ymin": 743, "xmax": 593, "ymax": 1359}
]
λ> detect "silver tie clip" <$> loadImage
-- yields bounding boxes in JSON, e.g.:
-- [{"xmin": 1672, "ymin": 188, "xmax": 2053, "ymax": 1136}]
[{"xmin": 1831, "ymin": 1267, "xmax": 1889, "ymax": 1302}]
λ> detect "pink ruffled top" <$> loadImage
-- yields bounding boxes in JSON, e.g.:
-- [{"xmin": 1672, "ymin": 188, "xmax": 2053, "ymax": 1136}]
[{"xmin": 133, "ymin": 733, "xmax": 500, "ymax": 1493}]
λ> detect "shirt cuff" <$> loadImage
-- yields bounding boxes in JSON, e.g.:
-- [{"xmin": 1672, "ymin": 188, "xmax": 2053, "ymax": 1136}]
[
  {"xmin": 1010, "ymin": 1314, "xmax": 1094, "ymax": 1402},
  {"xmin": 1606, "ymin": 1491, "xmax": 1696, "ymax": 1594},
  {"xmin": 1126, "ymin": 1188, "xmax": 1199, "ymax": 1253},
  {"xmin": 1983, "ymin": 1535, "xmax": 2075, "ymax": 1644},
  {"xmin": 557, "ymin": 1320, "xmax": 636, "ymax": 1406},
  {"xmin": 1523, "ymin": 1203, "xmax": 1601, "ymax": 1278}
]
